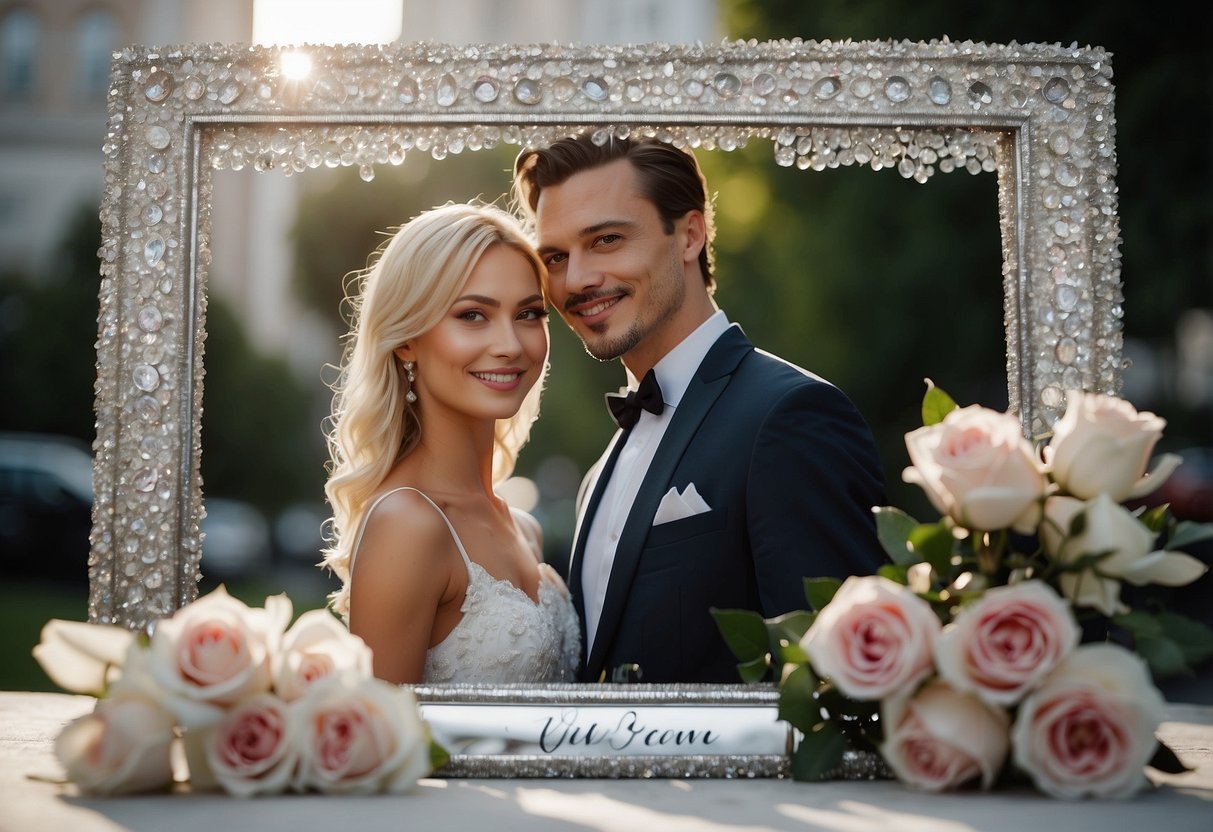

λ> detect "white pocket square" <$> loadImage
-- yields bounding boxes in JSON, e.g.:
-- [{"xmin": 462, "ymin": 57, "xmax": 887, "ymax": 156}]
[{"xmin": 653, "ymin": 483, "xmax": 711, "ymax": 526}]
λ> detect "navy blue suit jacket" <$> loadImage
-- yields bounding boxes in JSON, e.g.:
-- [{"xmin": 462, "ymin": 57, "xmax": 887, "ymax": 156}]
[{"xmin": 569, "ymin": 325, "xmax": 888, "ymax": 683}]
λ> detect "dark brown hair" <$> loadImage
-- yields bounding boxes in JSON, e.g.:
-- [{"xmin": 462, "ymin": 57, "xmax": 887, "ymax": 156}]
[{"xmin": 513, "ymin": 133, "xmax": 716, "ymax": 287}]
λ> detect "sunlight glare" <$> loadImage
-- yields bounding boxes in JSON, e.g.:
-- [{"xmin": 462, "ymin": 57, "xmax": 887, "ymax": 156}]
[
  {"xmin": 253, "ymin": 0, "xmax": 403, "ymax": 46},
  {"xmin": 280, "ymin": 50, "xmax": 313, "ymax": 80}
]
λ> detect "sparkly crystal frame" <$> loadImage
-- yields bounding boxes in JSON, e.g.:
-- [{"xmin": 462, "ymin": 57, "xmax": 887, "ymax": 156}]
[{"xmin": 90, "ymin": 38, "xmax": 1120, "ymax": 776}]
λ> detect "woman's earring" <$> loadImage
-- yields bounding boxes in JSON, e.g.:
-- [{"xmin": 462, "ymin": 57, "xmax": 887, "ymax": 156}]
[{"xmin": 404, "ymin": 360, "xmax": 417, "ymax": 403}]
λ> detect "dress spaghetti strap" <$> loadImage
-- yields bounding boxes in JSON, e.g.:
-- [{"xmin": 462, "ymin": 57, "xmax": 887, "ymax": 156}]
[{"xmin": 348, "ymin": 486, "xmax": 474, "ymax": 575}]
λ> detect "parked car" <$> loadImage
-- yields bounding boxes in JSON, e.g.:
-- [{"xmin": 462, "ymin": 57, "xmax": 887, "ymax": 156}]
[
  {"xmin": 0, "ymin": 432, "xmax": 94, "ymax": 584},
  {"xmin": 200, "ymin": 497, "xmax": 273, "ymax": 580},
  {"xmin": 1138, "ymin": 446, "xmax": 1213, "ymax": 522}
]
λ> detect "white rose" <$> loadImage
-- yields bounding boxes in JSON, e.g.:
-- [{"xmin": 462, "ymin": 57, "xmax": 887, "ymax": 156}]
[
  {"xmin": 144, "ymin": 585, "xmax": 292, "ymax": 727},
  {"xmin": 935, "ymin": 581, "xmax": 1079, "ymax": 706},
  {"xmin": 1045, "ymin": 390, "xmax": 1181, "ymax": 501},
  {"xmin": 274, "ymin": 609, "xmax": 374, "ymax": 702},
  {"xmin": 1012, "ymin": 643, "xmax": 1166, "ymax": 799},
  {"xmin": 1042, "ymin": 494, "xmax": 1208, "ymax": 615},
  {"xmin": 880, "ymin": 679, "xmax": 1010, "ymax": 791},
  {"xmin": 903, "ymin": 405, "xmax": 1047, "ymax": 533},
  {"xmin": 54, "ymin": 693, "xmax": 176, "ymax": 796},
  {"xmin": 32, "ymin": 619, "xmax": 134, "ymax": 696},
  {"xmin": 293, "ymin": 672, "xmax": 431, "ymax": 794},
  {"xmin": 800, "ymin": 576, "xmax": 940, "ymax": 701}
]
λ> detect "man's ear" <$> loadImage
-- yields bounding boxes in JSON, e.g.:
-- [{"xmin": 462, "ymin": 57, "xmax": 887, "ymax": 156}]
[{"xmin": 680, "ymin": 210, "xmax": 707, "ymax": 266}]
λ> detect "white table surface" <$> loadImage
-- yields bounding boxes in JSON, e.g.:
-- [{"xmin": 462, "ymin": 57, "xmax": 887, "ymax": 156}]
[{"xmin": 3, "ymin": 691, "xmax": 1211, "ymax": 832}]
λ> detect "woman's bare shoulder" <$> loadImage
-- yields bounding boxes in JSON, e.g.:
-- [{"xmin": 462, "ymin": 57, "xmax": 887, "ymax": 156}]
[{"xmin": 353, "ymin": 487, "xmax": 455, "ymax": 575}]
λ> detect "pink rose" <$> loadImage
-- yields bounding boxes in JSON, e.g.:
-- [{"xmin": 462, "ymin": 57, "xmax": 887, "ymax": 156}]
[
  {"xmin": 293, "ymin": 672, "xmax": 431, "ymax": 794},
  {"xmin": 1042, "ymin": 494, "xmax": 1208, "ymax": 616},
  {"xmin": 274, "ymin": 609, "xmax": 374, "ymax": 702},
  {"xmin": 935, "ymin": 581, "xmax": 1079, "ymax": 706},
  {"xmin": 799, "ymin": 576, "xmax": 940, "ymax": 700},
  {"xmin": 144, "ymin": 585, "xmax": 292, "ymax": 726},
  {"xmin": 206, "ymin": 693, "xmax": 298, "ymax": 797},
  {"xmin": 881, "ymin": 679, "xmax": 1011, "ymax": 791},
  {"xmin": 1012, "ymin": 643, "xmax": 1166, "ymax": 799},
  {"xmin": 903, "ymin": 405, "xmax": 1047, "ymax": 533},
  {"xmin": 53, "ymin": 694, "xmax": 176, "ymax": 796},
  {"xmin": 1044, "ymin": 390, "xmax": 1180, "ymax": 501}
]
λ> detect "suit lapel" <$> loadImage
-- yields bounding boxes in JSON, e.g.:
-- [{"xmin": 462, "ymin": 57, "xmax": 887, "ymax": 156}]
[
  {"xmin": 584, "ymin": 325, "xmax": 754, "ymax": 680},
  {"xmin": 568, "ymin": 429, "xmax": 628, "ymax": 657}
]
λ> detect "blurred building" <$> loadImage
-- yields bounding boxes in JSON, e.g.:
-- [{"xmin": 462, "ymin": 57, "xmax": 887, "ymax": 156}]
[
  {"xmin": 0, "ymin": 0, "xmax": 720, "ymax": 375},
  {"xmin": 0, "ymin": 0, "xmax": 250, "ymax": 279}
]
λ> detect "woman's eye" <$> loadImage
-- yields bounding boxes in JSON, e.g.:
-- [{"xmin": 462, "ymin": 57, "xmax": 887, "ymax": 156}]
[
  {"xmin": 519, "ymin": 307, "xmax": 549, "ymax": 321},
  {"xmin": 457, "ymin": 310, "xmax": 486, "ymax": 322}
]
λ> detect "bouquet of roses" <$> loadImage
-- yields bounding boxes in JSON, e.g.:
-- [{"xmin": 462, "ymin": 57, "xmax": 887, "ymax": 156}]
[
  {"xmin": 714, "ymin": 383, "xmax": 1213, "ymax": 798},
  {"xmin": 33, "ymin": 585, "xmax": 445, "ymax": 796}
]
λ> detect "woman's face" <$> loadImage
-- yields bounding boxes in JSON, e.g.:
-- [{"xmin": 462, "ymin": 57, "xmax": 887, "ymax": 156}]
[{"xmin": 402, "ymin": 244, "xmax": 548, "ymax": 423}]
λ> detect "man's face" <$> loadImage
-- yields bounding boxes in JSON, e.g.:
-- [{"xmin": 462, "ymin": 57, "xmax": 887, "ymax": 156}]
[{"xmin": 534, "ymin": 159, "xmax": 700, "ymax": 370}]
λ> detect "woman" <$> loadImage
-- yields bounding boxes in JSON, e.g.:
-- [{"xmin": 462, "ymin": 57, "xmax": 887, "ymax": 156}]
[{"xmin": 321, "ymin": 202, "xmax": 579, "ymax": 684}]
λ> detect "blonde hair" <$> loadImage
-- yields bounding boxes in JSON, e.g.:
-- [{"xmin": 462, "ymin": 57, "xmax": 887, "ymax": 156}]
[{"xmin": 321, "ymin": 202, "xmax": 547, "ymax": 615}]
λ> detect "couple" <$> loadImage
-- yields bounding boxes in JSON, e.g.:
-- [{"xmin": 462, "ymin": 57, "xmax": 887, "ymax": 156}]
[{"xmin": 321, "ymin": 133, "xmax": 888, "ymax": 686}]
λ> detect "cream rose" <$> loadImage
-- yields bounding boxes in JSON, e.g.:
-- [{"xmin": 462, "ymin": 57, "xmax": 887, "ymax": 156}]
[
  {"xmin": 293, "ymin": 672, "xmax": 431, "ymax": 794},
  {"xmin": 935, "ymin": 581, "xmax": 1080, "ymax": 706},
  {"xmin": 1042, "ymin": 494, "xmax": 1208, "ymax": 616},
  {"xmin": 206, "ymin": 693, "xmax": 298, "ymax": 797},
  {"xmin": 903, "ymin": 405, "xmax": 1047, "ymax": 533},
  {"xmin": 144, "ymin": 585, "xmax": 292, "ymax": 727},
  {"xmin": 1012, "ymin": 643, "xmax": 1166, "ymax": 799},
  {"xmin": 53, "ymin": 693, "xmax": 176, "ymax": 796},
  {"xmin": 880, "ymin": 679, "xmax": 1010, "ymax": 791},
  {"xmin": 274, "ymin": 609, "xmax": 374, "ymax": 702},
  {"xmin": 1044, "ymin": 390, "xmax": 1181, "ymax": 501},
  {"xmin": 32, "ymin": 619, "xmax": 134, "ymax": 696},
  {"xmin": 799, "ymin": 575, "xmax": 940, "ymax": 701}
]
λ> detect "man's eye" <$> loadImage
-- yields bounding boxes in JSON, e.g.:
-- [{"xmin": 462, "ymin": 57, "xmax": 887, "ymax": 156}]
[
  {"xmin": 596, "ymin": 234, "xmax": 621, "ymax": 246},
  {"xmin": 544, "ymin": 253, "xmax": 567, "ymax": 267}
]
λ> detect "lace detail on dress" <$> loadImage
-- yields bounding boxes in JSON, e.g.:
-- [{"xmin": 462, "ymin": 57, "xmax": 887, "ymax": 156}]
[
  {"xmin": 423, "ymin": 561, "xmax": 580, "ymax": 684},
  {"xmin": 350, "ymin": 486, "xmax": 580, "ymax": 684}
]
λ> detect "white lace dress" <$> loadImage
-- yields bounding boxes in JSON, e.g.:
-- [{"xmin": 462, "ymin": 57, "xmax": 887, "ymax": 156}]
[{"xmin": 352, "ymin": 487, "xmax": 580, "ymax": 684}]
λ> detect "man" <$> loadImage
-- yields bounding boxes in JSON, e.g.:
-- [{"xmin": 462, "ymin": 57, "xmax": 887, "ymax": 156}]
[{"xmin": 513, "ymin": 133, "xmax": 888, "ymax": 684}]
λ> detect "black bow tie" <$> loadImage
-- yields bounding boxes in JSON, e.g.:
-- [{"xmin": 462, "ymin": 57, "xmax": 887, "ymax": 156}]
[{"xmin": 605, "ymin": 369, "xmax": 665, "ymax": 430}]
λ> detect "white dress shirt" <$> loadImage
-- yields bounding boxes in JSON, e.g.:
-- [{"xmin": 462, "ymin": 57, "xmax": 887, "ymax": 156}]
[{"xmin": 581, "ymin": 310, "xmax": 732, "ymax": 654}]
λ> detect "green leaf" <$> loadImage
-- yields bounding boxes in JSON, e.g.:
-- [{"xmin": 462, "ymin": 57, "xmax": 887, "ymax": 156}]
[
  {"xmin": 737, "ymin": 655, "xmax": 772, "ymax": 683},
  {"xmin": 920, "ymin": 379, "xmax": 958, "ymax": 426},
  {"xmin": 1156, "ymin": 611, "xmax": 1213, "ymax": 666},
  {"xmin": 1148, "ymin": 739, "xmax": 1192, "ymax": 774},
  {"xmin": 777, "ymin": 664, "xmax": 821, "ymax": 733},
  {"xmin": 1111, "ymin": 609, "xmax": 1164, "ymax": 640},
  {"xmin": 877, "ymin": 563, "xmax": 910, "ymax": 585},
  {"xmin": 1166, "ymin": 520, "xmax": 1213, "ymax": 551},
  {"xmin": 1137, "ymin": 504, "xmax": 1171, "ymax": 535},
  {"xmin": 907, "ymin": 521, "xmax": 956, "ymax": 575},
  {"xmin": 710, "ymin": 608, "xmax": 769, "ymax": 663},
  {"xmin": 790, "ymin": 720, "xmax": 847, "ymax": 782},
  {"xmin": 803, "ymin": 577, "xmax": 843, "ymax": 613},
  {"xmin": 429, "ymin": 739, "xmax": 450, "ymax": 771},
  {"xmin": 767, "ymin": 609, "xmax": 815, "ymax": 643},
  {"xmin": 777, "ymin": 641, "xmax": 809, "ymax": 665},
  {"xmin": 1135, "ymin": 634, "xmax": 1189, "ymax": 679},
  {"xmin": 874, "ymin": 506, "xmax": 921, "ymax": 565}
]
